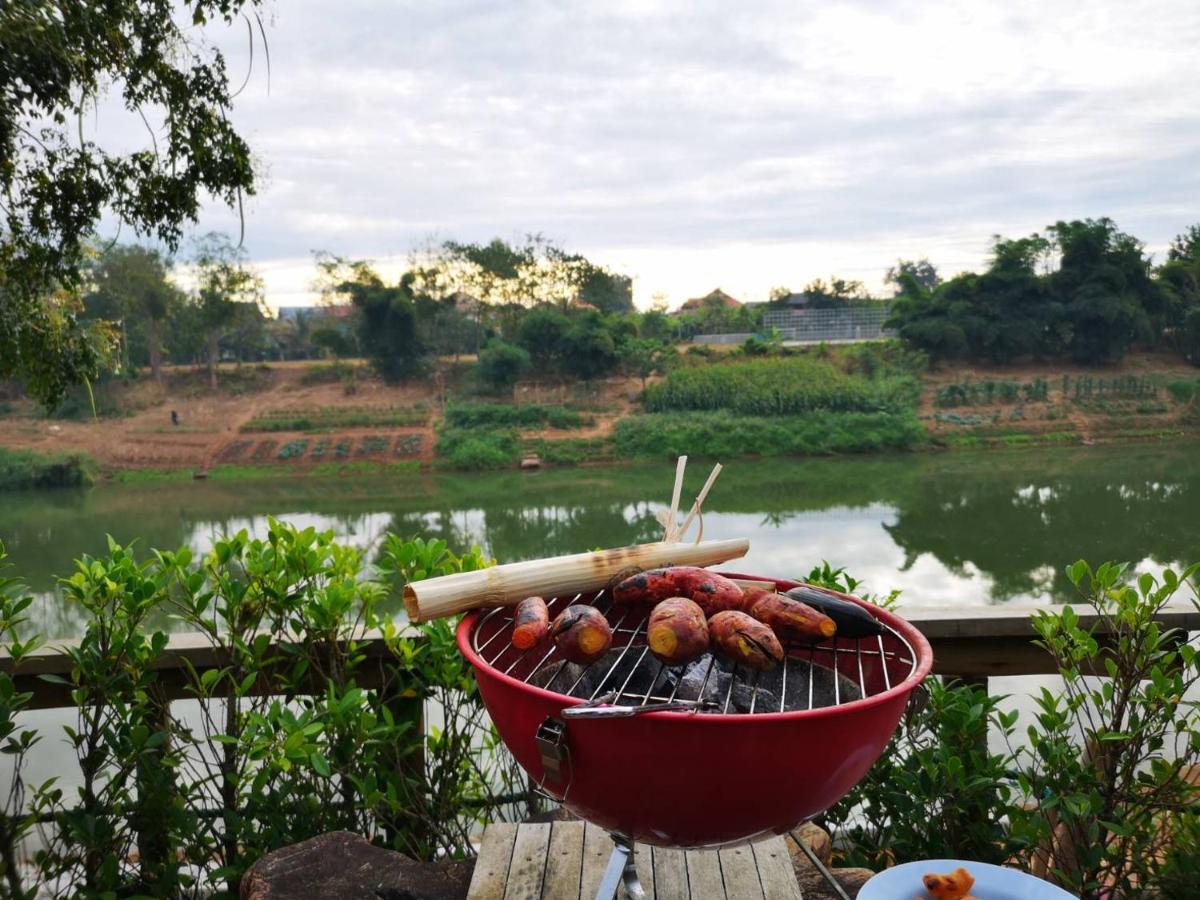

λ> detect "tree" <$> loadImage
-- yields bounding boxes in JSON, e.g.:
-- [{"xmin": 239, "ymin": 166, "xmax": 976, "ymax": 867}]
[
  {"xmin": 86, "ymin": 244, "xmax": 182, "ymax": 380},
  {"xmin": 560, "ymin": 309, "xmax": 620, "ymax": 380},
  {"xmin": 312, "ymin": 325, "xmax": 355, "ymax": 360},
  {"xmin": 318, "ymin": 257, "xmax": 424, "ymax": 382},
  {"xmin": 620, "ymin": 339, "xmax": 676, "ymax": 390},
  {"xmin": 411, "ymin": 235, "xmax": 633, "ymax": 311},
  {"xmin": 1, "ymin": 0, "xmax": 264, "ymax": 406},
  {"xmin": 192, "ymin": 234, "xmax": 265, "ymax": 389},
  {"xmin": 476, "ymin": 340, "xmax": 531, "ymax": 395},
  {"xmin": 516, "ymin": 307, "xmax": 572, "ymax": 368},
  {"xmin": 1168, "ymin": 225, "xmax": 1200, "ymax": 263},
  {"xmin": 886, "ymin": 259, "xmax": 942, "ymax": 296},
  {"xmin": 639, "ymin": 309, "xmax": 672, "ymax": 342},
  {"xmin": 1048, "ymin": 219, "xmax": 1161, "ymax": 364}
]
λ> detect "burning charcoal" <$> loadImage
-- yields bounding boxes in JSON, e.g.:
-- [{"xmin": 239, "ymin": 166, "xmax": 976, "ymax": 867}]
[
  {"xmin": 779, "ymin": 659, "xmax": 862, "ymax": 710},
  {"xmin": 530, "ymin": 659, "xmax": 585, "ymax": 693}
]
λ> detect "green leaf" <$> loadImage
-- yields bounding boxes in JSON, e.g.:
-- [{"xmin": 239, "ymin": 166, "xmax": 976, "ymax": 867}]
[{"xmin": 310, "ymin": 751, "xmax": 332, "ymax": 777}]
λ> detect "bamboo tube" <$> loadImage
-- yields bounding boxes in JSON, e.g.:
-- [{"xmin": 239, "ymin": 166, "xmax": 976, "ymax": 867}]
[{"xmin": 404, "ymin": 538, "xmax": 750, "ymax": 622}]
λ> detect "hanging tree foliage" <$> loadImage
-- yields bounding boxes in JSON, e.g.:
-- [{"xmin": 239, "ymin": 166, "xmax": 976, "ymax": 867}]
[{"xmin": 0, "ymin": 0, "xmax": 265, "ymax": 405}]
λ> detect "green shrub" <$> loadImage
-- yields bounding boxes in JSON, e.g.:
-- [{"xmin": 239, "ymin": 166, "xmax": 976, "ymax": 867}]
[
  {"xmin": 435, "ymin": 427, "xmax": 521, "ymax": 469},
  {"xmin": 611, "ymin": 410, "xmax": 925, "ymax": 459},
  {"xmin": 0, "ymin": 525, "xmax": 518, "ymax": 897},
  {"xmin": 0, "ymin": 447, "xmax": 95, "ymax": 490},
  {"xmin": 828, "ymin": 559, "xmax": 1200, "ymax": 898},
  {"xmin": 1167, "ymin": 378, "xmax": 1200, "ymax": 403},
  {"xmin": 444, "ymin": 403, "xmax": 591, "ymax": 430},
  {"xmin": 828, "ymin": 678, "xmax": 1020, "ymax": 869},
  {"xmin": 475, "ymin": 340, "xmax": 531, "ymax": 394},
  {"xmin": 643, "ymin": 357, "xmax": 917, "ymax": 416}
]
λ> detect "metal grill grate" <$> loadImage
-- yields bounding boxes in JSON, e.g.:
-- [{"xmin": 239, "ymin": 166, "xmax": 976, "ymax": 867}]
[{"xmin": 471, "ymin": 587, "xmax": 917, "ymax": 714}]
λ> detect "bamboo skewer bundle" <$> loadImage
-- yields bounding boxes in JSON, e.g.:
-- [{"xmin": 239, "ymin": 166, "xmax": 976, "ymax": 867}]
[{"xmin": 403, "ymin": 457, "xmax": 747, "ymax": 622}]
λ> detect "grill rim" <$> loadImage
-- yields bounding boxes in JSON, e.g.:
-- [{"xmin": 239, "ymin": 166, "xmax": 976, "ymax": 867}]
[{"xmin": 457, "ymin": 572, "xmax": 934, "ymax": 723}]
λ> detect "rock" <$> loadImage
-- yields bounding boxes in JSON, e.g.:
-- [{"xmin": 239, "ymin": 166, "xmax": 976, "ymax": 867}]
[
  {"xmin": 793, "ymin": 863, "xmax": 875, "ymax": 899},
  {"xmin": 520, "ymin": 455, "xmax": 541, "ymax": 469},
  {"xmin": 240, "ymin": 831, "xmax": 472, "ymax": 900},
  {"xmin": 786, "ymin": 822, "xmax": 833, "ymax": 866}
]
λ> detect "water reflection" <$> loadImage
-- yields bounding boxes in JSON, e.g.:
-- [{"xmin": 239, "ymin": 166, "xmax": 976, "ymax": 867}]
[{"xmin": 2, "ymin": 444, "xmax": 1197, "ymax": 638}]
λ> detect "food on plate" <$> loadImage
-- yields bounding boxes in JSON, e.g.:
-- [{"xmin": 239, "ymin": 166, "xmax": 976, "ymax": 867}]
[
  {"xmin": 784, "ymin": 585, "xmax": 884, "ymax": 638},
  {"xmin": 745, "ymin": 589, "xmax": 836, "ymax": 642},
  {"xmin": 921, "ymin": 866, "xmax": 976, "ymax": 900},
  {"xmin": 511, "ymin": 596, "xmax": 550, "ymax": 650},
  {"xmin": 549, "ymin": 604, "xmax": 613, "ymax": 664},
  {"xmin": 646, "ymin": 597, "xmax": 710, "ymax": 665},
  {"xmin": 708, "ymin": 610, "xmax": 784, "ymax": 671},
  {"xmin": 613, "ymin": 566, "xmax": 744, "ymax": 616}
]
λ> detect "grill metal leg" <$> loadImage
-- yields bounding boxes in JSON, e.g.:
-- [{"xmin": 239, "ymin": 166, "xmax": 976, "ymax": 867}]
[
  {"xmin": 595, "ymin": 833, "xmax": 644, "ymax": 900},
  {"xmin": 792, "ymin": 830, "xmax": 853, "ymax": 900}
]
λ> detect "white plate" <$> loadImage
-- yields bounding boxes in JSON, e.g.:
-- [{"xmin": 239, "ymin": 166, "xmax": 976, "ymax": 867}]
[{"xmin": 858, "ymin": 859, "xmax": 1078, "ymax": 900}]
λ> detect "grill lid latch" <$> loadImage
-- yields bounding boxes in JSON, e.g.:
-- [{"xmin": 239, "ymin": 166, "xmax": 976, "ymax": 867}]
[{"xmin": 535, "ymin": 716, "xmax": 569, "ymax": 785}]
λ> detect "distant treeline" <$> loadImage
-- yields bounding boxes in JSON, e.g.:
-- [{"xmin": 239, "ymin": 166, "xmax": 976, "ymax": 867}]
[{"xmin": 887, "ymin": 219, "xmax": 1200, "ymax": 367}]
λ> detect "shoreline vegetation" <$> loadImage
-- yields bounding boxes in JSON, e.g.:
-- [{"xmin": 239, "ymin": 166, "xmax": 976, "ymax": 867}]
[{"xmin": 3, "ymin": 346, "xmax": 1200, "ymax": 489}]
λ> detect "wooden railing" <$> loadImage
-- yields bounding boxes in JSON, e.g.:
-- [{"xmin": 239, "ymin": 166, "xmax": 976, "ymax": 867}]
[{"xmin": 3, "ymin": 604, "xmax": 1198, "ymax": 709}]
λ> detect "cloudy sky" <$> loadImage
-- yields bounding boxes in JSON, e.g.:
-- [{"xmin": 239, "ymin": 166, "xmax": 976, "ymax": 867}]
[{"xmin": 164, "ymin": 0, "xmax": 1200, "ymax": 310}]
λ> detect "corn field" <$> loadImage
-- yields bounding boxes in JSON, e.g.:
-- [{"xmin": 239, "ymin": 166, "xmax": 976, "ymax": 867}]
[{"xmin": 642, "ymin": 357, "xmax": 918, "ymax": 415}]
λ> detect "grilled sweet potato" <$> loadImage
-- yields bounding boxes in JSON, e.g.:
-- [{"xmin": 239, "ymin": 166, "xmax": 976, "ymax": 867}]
[
  {"xmin": 669, "ymin": 568, "xmax": 745, "ymax": 617},
  {"xmin": 646, "ymin": 597, "xmax": 710, "ymax": 666},
  {"xmin": 511, "ymin": 596, "xmax": 550, "ymax": 650},
  {"xmin": 611, "ymin": 567, "xmax": 678, "ymax": 605},
  {"xmin": 614, "ymin": 566, "xmax": 745, "ymax": 615},
  {"xmin": 745, "ymin": 589, "xmax": 836, "ymax": 643},
  {"xmin": 708, "ymin": 610, "xmax": 784, "ymax": 671},
  {"xmin": 550, "ymin": 605, "xmax": 613, "ymax": 664}
]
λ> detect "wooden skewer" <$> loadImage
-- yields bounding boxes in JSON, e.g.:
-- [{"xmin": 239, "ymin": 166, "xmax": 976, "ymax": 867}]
[
  {"xmin": 664, "ymin": 455, "xmax": 688, "ymax": 542},
  {"xmin": 676, "ymin": 463, "xmax": 723, "ymax": 542}
]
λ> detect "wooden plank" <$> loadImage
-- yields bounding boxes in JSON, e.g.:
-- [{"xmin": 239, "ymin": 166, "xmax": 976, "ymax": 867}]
[
  {"xmin": 542, "ymin": 821, "xmax": 585, "ymax": 899},
  {"xmin": 751, "ymin": 837, "xmax": 802, "ymax": 900},
  {"xmin": 904, "ymin": 602, "xmax": 1200, "ymax": 638},
  {"xmin": 6, "ymin": 602, "xmax": 1198, "ymax": 709},
  {"xmin": 467, "ymin": 822, "xmax": 519, "ymax": 900},
  {"xmin": 651, "ymin": 847, "xmax": 689, "ymax": 900},
  {"xmin": 581, "ymin": 821, "xmax": 615, "ymax": 900},
  {"xmin": 504, "ymin": 823, "xmax": 551, "ymax": 900},
  {"xmin": 625, "ymin": 842, "xmax": 655, "ymax": 899},
  {"xmin": 718, "ymin": 844, "xmax": 764, "ymax": 900},
  {"xmin": 685, "ymin": 848, "xmax": 726, "ymax": 900}
]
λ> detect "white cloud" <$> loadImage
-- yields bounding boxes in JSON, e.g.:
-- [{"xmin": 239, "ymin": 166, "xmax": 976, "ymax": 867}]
[{"xmin": 131, "ymin": 0, "xmax": 1200, "ymax": 309}]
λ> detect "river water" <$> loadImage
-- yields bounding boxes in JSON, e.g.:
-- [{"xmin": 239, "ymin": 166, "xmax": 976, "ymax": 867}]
[{"xmin": 3, "ymin": 442, "xmax": 1198, "ymax": 638}]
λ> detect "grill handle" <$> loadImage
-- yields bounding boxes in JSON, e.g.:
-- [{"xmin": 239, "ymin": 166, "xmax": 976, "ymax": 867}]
[{"xmin": 562, "ymin": 698, "xmax": 719, "ymax": 719}]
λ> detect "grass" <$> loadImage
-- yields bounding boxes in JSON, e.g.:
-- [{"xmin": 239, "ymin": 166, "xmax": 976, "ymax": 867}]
[
  {"xmin": 0, "ymin": 447, "xmax": 96, "ymax": 490},
  {"xmin": 239, "ymin": 404, "xmax": 428, "ymax": 432},
  {"xmin": 208, "ymin": 460, "xmax": 421, "ymax": 480},
  {"xmin": 298, "ymin": 361, "xmax": 360, "ymax": 385},
  {"xmin": 642, "ymin": 357, "xmax": 918, "ymax": 416},
  {"xmin": 611, "ymin": 410, "xmax": 925, "ymax": 460},
  {"xmin": 530, "ymin": 437, "xmax": 613, "ymax": 465},
  {"xmin": 444, "ymin": 403, "xmax": 593, "ymax": 430}
]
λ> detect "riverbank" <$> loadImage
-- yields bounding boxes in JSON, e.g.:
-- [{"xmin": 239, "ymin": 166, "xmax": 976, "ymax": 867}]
[{"xmin": 1, "ymin": 350, "xmax": 1199, "ymax": 483}]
